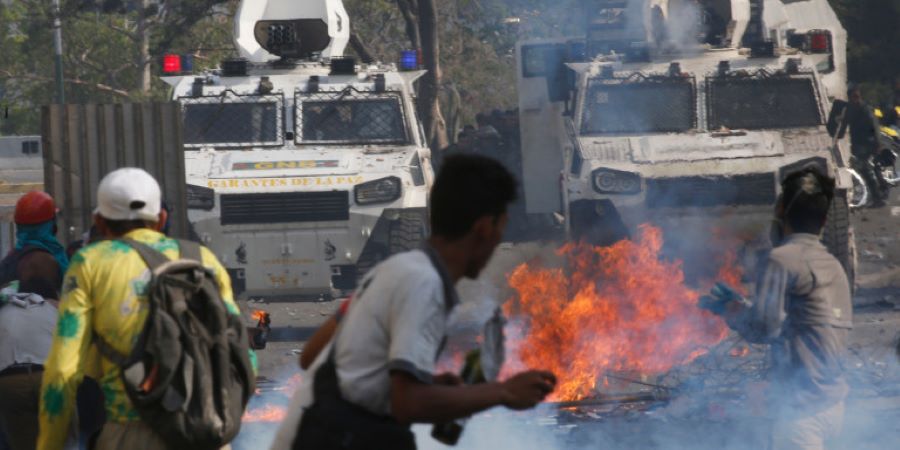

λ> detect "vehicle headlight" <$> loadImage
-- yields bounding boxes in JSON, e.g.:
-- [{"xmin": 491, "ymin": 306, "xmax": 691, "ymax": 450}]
[
  {"xmin": 592, "ymin": 168, "xmax": 641, "ymax": 194},
  {"xmin": 354, "ymin": 177, "xmax": 402, "ymax": 205},
  {"xmin": 186, "ymin": 184, "xmax": 216, "ymax": 210}
]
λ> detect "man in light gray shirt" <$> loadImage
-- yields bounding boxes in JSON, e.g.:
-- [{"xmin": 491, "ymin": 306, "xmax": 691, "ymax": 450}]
[
  {"xmin": 0, "ymin": 279, "xmax": 59, "ymax": 450},
  {"xmin": 702, "ymin": 167, "xmax": 852, "ymax": 450}
]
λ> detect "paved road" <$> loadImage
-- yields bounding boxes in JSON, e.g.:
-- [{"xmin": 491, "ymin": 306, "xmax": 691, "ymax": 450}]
[{"xmin": 239, "ymin": 188, "xmax": 900, "ymax": 449}]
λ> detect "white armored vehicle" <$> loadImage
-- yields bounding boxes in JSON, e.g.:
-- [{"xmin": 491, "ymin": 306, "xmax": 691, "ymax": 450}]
[
  {"xmin": 518, "ymin": 0, "xmax": 856, "ymax": 283},
  {"xmin": 164, "ymin": 0, "xmax": 433, "ymax": 299}
]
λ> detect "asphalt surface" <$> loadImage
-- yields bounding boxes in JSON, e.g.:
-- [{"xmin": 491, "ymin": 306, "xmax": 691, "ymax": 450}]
[{"xmin": 238, "ymin": 190, "xmax": 900, "ymax": 449}]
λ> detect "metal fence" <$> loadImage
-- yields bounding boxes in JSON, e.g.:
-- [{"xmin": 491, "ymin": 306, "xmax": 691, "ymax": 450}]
[{"xmin": 42, "ymin": 103, "xmax": 189, "ymax": 245}]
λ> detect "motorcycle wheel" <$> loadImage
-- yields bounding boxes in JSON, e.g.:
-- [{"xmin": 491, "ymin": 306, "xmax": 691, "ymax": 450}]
[{"xmin": 847, "ymin": 168, "xmax": 868, "ymax": 208}]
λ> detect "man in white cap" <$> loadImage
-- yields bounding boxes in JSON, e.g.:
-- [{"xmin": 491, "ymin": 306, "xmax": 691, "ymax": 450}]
[{"xmin": 37, "ymin": 168, "xmax": 255, "ymax": 450}]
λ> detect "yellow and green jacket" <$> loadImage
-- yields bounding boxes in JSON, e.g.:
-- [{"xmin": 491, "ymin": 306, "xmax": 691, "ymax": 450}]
[{"xmin": 38, "ymin": 228, "xmax": 257, "ymax": 450}]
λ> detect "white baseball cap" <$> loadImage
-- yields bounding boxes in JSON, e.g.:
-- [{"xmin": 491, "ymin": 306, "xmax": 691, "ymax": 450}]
[{"xmin": 95, "ymin": 168, "xmax": 162, "ymax": 221}]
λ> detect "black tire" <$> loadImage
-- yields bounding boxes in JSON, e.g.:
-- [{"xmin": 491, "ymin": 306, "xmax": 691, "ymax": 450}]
[
  {"xmin": 822, "ymin": 190, "xmax": 857, "ymax": 290},
  {"xmin": 569, "ymin": 200, "xmax": 630, "ymax": 246},
  {"xmin": 388, "ymin": 211, "xmax": 427, "ymax": 254}
]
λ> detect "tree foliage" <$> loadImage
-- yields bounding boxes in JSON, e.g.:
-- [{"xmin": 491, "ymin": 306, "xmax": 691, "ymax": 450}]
[
  {"xmin": 0, "ymin": 0, "xmax": 235, "ymax": 134},
  {"xmin": 2, "ymin": 0, "xmax": 898, "ymax": 136},
  {"xmin": 830, "ymin": 0, "xmax": 900, "ymax": 99}
]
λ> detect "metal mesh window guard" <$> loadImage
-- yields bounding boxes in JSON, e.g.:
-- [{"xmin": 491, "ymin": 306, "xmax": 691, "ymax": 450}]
[
  {"xmin": 707, "ymin": 75, "xmax": 822, "ymax": 130},
  {"xmin": 181, "ymin": 92, "xmax": 284, "ymax": 148},
  {"xmin": 295, "ymin": 89, "xmax": 409, "ymax": 145},
  {"xmin": 581, "ymin": 77, "xmax": 696, "ymax": 135}
]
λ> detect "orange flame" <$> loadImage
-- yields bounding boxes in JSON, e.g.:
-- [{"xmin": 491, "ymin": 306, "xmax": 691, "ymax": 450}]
[
  {"xmin": 504, "ymin": 225, "xmax": 734, "ymax": 401},
  {"xmin": 251, "ymin": 310, "xmax": 269, "ymax": 322},
  {"xmin": 242, "ymin": 404, "xmax": 286, "ymax": 423},
  {"xmin": 243, "ymin": 374, "xmax": 302, "ymax": 423},
  {"xmin": 730, "ymin": 345, "xmax": 750, "ymax": 358}
]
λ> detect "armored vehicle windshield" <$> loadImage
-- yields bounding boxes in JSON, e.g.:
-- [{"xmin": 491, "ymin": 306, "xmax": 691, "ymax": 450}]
[
  {"xmin": 182, "ymin": 94, "xmax": 284, "ymax": 147},
  {"xmin": 581, "ymin": 77, "xmax": 696, "ymax": 135},
  {"xmin": 707, "ymin": 76, "xmax": 823, "ymax": 130},
  {"xmin": 296, "ymin": 90, "xmax": 408, "ymax": 145}
]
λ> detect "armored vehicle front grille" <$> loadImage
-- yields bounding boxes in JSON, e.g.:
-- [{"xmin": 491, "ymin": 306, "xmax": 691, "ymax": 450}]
[
  {"xmin": 646, "ymin": 174, "xmax": 776, "ymax": 208},
  {"xmin": 220, "ymin": 191, "xmax": 350, "ymax": 225}
]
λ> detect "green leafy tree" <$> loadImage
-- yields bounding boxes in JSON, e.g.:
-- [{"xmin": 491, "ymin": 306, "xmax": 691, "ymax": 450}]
[
  {"xmin": 0, "ymin": 0, "xmax": 236, "ymax": 135},
  {"xmin": 830, "ymin": 0, "xmax": 900, "ymax": 100},
  {"xmin": 4, "ymin": 0, "xmax": 897, "ymax": 137}
]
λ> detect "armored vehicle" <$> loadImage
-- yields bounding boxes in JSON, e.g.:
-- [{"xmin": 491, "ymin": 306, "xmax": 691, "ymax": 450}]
[
  {"xmin": 164, "ymin": 0, "xmax": 433, "ymax": 299},
  {"xmin": 518, "ymin": 0, "xmax": 857, "ymax": 283}
]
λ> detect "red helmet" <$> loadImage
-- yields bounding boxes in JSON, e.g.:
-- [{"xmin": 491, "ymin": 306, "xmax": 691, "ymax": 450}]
[{"xmin": 14, "ymin": 191, "xmax": 57, "ymax": 225}]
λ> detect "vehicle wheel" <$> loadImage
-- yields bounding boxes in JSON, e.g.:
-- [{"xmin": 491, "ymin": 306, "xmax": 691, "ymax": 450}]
[
  {"xmin": 822, "ymin": 190, "xmax": 857, "ymax": 291},
  {"xmin": 569, "ymin": 200, "xmax": 630, "ymax": 246},
  {"xmin": 389, "ymin": 211, "xmax": 427, "ymax": 254}
]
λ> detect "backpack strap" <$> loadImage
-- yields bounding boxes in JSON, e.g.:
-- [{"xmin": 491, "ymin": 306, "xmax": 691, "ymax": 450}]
[
  {"xmin": 177, "ymin": 239, "xmax": 202, "ymax": 264},
  {"xmin": 120, "ymin": 238, "xmax": 171, "ymax": 273},
  {"xmin": 94, "ymin": 238, "xmax": 173, "ymax": 368},
  {"xmin": 95, "ymin": 333, "xmax": 130, "ymax": 366}
]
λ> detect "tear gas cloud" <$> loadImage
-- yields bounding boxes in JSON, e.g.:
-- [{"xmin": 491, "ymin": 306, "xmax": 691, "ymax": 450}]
[{"xmin": 414, "ymin": 240, "xmax": 900, "ymax": 450}]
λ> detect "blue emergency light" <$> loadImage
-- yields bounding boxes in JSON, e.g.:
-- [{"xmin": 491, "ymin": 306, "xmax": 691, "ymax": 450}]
[{"xmin": 400, "ymin": 50, "xmax": 419, "ymax": 71}]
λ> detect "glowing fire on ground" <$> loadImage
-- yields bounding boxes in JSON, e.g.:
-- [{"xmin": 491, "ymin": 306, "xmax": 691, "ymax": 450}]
[
  {"xmin": 504, "ymin": 225, "xmax": 737, "ymax": 402},
  {"xmin": 243, "ymin": 373, "xmax": 303, "ymax": 423},
  {"xmin": 242, "ymin": 404, "xmax": 286, "ymax": 423}
]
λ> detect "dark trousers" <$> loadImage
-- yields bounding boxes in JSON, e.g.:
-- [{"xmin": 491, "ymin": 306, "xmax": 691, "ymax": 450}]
[
  {"xmin": 292, "ymin": 347, "xmax": 415, "ymax": 450},
  {"xmin": 0, "ymin": 372, "xmax": 42, "ymax": 450},
  {"xmin": 852, "ymin": 144, "xmax": 888, "ymax": 202},
  {"xmin": 293, "ymin": 407, "xmax": 416, "ymax": 450}
]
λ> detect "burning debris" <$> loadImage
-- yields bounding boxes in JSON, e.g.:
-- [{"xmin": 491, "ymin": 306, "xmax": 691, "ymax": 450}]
[
  {"xmin": 242, "ymin": 374, "xmax": 303, "ymax": 424},
  {"xmin": 249, "ymin": 309, "xmax": 272, "ymax": 350},
  {"xmin": 243, "ymin": 404, "xmax": 288, "ymax": 423},
  {"xmin": 503, "ymin": 225, "xmax": 738, "ymax": 402}
]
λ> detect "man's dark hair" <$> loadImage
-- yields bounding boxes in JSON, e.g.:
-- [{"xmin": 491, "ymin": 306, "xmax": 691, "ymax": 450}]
[
  {"xmin": 781, "ymin": 167, "xmax": 835, "ymax": 234},
  {"xmin": 104, "ymin": 219, "xmax": 152, "ymax": 236},
  {"xmin": 430, "ymin": 155, "xmax": 517, "ymax": 239}
]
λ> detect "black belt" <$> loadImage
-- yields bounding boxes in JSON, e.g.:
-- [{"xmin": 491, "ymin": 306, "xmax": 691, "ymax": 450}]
[{"xmin": 0, "ymin": 363, "xmax": 44, "ymax": 377}]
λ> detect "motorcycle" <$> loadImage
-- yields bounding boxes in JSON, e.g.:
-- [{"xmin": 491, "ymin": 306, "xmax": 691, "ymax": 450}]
[
  {"xmin": 828, "ymin": 100, "xmax": 900, "ymax": 208},
  {"xmin": 877, "ymin": 125, "xmax": 900, "ymax": 186},
  {"xmin": 848, "ymin": 114, "xmax": 899, "ymax": 209}
]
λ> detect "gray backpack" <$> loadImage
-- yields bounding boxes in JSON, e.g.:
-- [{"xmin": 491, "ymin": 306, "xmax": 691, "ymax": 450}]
[{"xmin": 95, "ymin": 238, "xmax": 255, "ymax": 450}]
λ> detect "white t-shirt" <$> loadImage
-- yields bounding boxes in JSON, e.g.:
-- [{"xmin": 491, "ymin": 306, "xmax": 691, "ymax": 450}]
[
  {"xmin": 0, "ymin": 293, "xmax": 57, "ymax": 371},
  {"xmin": 270, "ymin": 248, "xmax": 457, "ymax": 450},
  {"xmin": 334, "ymin": 248, "xmax": 456, "ymax": 414}
]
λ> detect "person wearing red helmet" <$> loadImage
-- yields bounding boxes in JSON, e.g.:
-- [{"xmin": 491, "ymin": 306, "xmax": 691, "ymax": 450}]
[
  {"xmin": 0, "ymin": 192, "xmax": 69, "ymax": 450},
  {"xmin": 0, "ymin": 191, "xmax": 68, "ymax": 294}
]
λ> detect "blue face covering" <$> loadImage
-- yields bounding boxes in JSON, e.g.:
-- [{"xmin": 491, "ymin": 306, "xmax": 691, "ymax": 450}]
[{"xmin": 15, "ymin": 220, "xmax": 70, "ymax": 277}]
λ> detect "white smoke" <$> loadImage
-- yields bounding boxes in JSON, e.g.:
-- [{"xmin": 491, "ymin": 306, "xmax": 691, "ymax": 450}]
[{"xmin": 662, "ymin": 0, "xmax": 703, "ymax": 49}]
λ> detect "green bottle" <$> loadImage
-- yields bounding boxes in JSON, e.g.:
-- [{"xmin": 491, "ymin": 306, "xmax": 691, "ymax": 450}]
[{"xmin": 431, "ymin": 349, "xmax": 486, "ymax": 446}]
